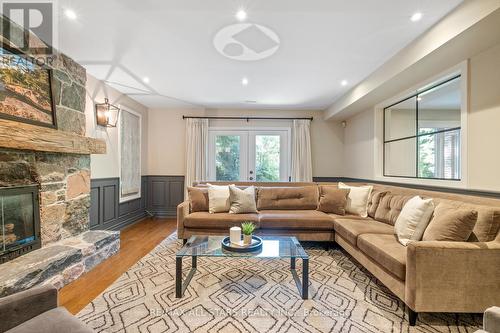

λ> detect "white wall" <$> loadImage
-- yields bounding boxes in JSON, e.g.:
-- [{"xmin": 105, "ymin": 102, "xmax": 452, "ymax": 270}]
[
  {"xmin": 468, "ymin": 42, "xmax": 500, "ymax": 191},
  {"xmin": 342, "ymin": 41, "xmax": 500, "ymax": 191},
  {"xmin": 147, "ymin": 108, "xmax": 344, "ymax": 178},
  {"xmin": 342, "ymin": 109, "xmax": 375, "ymax": 179},
  {"xmin": 325, "ymin": 1, "xmax": 500, "ymax": 119},
  {"xmin": 85, "ymin": 74, "xmax": 149, "ymax": 179}
]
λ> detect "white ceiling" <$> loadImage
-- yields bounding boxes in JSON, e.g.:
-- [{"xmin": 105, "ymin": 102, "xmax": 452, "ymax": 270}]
[{"xmin": 56, "ymin": 0, "xmax": 463, "ymax": 110}]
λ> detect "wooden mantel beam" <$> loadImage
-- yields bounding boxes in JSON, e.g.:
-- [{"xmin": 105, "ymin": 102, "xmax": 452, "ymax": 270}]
[{"xmin": 0, "ymin": 119, "xmax": 106, "ymax": 155}]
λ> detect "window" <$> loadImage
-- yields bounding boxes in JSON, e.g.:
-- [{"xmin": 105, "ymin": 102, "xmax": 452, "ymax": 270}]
[
  {"xmin": 208, "ymin": 129, "xmax": 290, "ymax": 182},
  {"xmin": 119, "ymin": 109, "xmax": 142, "ymax": 202},
  {"xmin": 383, "ymin": 76, "xmax": 461, "ymax": 180}
]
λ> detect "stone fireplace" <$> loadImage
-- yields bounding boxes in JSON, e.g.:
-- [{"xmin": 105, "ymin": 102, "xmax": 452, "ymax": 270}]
[
  {"xmin": 0, "ymin": 148, "xmax": 92, "ymax": 248},
  {"xmin": 0, "ymin": 15, "xmax": 118, "ymax": 296}
]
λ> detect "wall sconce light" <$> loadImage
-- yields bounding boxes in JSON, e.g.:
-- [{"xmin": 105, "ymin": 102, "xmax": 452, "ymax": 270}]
[{"xmin": 95, "ymin": 98, "xmax": 120, "ymax": 127}]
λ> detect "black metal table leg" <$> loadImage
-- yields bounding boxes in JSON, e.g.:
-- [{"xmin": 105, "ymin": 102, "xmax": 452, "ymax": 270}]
[
  {"xmin": 291, "ymin": 256, "xmax": 309, "ymax": 299},
  {"xmin": 175, "ymin": 256, "xmax": 182, "ymax": 298},
  {"xmin": 176, "ymin": 255, "xmax": 197, "ymax": 298},
  {"xmin": 302, "ymin": 258, "xmax": 309, "ymax": 299}
]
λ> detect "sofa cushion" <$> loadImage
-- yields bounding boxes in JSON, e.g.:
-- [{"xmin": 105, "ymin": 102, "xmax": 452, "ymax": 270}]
[
  {"xmin": 338, "ymin": 182, "xmax": 373, "ymax": 217},
  {"xmin": 435, "ymin": 199, "xmax": 500, "ymax": 242},
  {"xmin": 259, "ymin": 210, "xmax": 334, "ymax": 230},
  {"xmin": 6, "ymin": 307, "xmax": 93, "ymax": 333},
  {"xmin": 374, "ymin": 194, "xmax": 414, "ymax": 225},
  {"xmin": 317, "ymin": 186, "xmax": 349, "ymax": 214},
  {"xmin": 423, "ymin": 204, "xmax": 478, "ymax": 242},
  {"xmin": 333, "ymin": 218, "xmax": 393, "ymax": 246},
  {"xmin": 367, "ymin": 190, "xmax": 390, "ymax": 218},
  {"xmin": 357, "ymin": 234, "xmax": 407, "ymax": 281},
  {"xmin": 257, "ymin": 186, "xmax": 318, "ymax": 210},
  {"xmin": 184, "ymin": 212, "xmax": 259, "ymax": 229},
  {"xmin": 188, "ymin": 187, "xmax": 209, "ymax": 212},
  {"xmin": 208, "ymin": 184, "xmax": 234, "ymax": 213},
  {"xmin": 394, "ymin": 196, "xmax": 435, "ymax": 246},
  {"xmin": 229, "ymin": 185, "xmax": 257, "ymax": 214}
]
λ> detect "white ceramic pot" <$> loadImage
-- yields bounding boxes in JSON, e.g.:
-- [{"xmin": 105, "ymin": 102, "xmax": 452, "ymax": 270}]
[{"xmin": 243, "ymin": 234, "xmax": 252, "ymax": 245}]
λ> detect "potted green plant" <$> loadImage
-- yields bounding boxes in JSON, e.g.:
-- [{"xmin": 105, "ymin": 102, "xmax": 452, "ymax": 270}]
[{"xmin": 241, "ymin": 221, "xmax": 256, "ymax": 245}]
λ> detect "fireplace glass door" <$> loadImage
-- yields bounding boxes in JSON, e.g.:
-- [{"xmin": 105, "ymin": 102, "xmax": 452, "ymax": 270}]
[{"xmin": 0, "ymin": 186, "xmax": 40, "ymax": 261}]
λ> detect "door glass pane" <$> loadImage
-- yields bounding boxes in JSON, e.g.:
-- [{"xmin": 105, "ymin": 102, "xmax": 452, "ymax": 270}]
[
  {"xmin": 384, "ymin": 97, "xmax": 416, "ymax": 141},
  {"xmin": 418, "ymin": 129, "xmax": 460, "ymax": 179},
  {"xmin": 384, "ymin": 138, "xmax": 416, "ymax": 177},
  {"xmin": 255, "ymin": 135, "xmax": 280, "ymax": 182},
  {"xmin": 215, "ymin": 135, "xmax": 240, "ymax": 181}
]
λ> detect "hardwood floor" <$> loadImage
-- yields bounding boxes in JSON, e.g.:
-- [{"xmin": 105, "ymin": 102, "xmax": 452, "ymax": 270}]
[{"xmin": 59, "ymin": 218, "xmax": 177, "ymax": 314}]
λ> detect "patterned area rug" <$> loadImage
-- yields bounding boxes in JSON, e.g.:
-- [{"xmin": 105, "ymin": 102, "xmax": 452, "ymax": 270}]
[{"xmin": 78, "ymin": 234, "xmax": 482, "ymax": 333}]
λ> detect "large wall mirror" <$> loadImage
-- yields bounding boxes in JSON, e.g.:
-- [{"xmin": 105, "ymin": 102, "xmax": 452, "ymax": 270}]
[{"xmin": 384, "ymin": 75, "xmax": 461, "ymax": 180}]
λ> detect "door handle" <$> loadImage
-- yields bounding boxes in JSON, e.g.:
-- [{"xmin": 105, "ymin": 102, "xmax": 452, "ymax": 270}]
[
  {"xmin": 249, "ymin": 170, "xmax": 254, "ymax": 174},
  {"xmin": 249, "ymin": 177, "xmax": 254, "ymax": 180}
]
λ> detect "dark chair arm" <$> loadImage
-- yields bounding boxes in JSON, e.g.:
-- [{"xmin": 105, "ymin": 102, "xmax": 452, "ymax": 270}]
[{"xmin": 0, "ymin": 285, "xmax": 58, "ymax": 333}]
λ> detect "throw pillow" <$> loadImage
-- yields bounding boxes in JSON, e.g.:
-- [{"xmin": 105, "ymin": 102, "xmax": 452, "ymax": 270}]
[
  {"xmin": 394, "ymin": 196, "xmax": 435, "ymax": 246},
  {"xmin": 229, "ymin": 185, "xmax": 257, "ymax": 214},
  {"xmin": 207, "ymin": 184, "xmax": 233, "ymax": 213},
  {"xmin": 338, "ymin": 182, "xmax": 373, "ymax": 217},
  {"xmin": 187, "ymin": 187, "xmax": 209, "ymax": 212},
  {"xmin": 317, "ymin": 186, "xmax": 350, "ymax": 215},
  {"xmin": 423, "ymin": 204, "xmax": 478, "ymax": 242}
]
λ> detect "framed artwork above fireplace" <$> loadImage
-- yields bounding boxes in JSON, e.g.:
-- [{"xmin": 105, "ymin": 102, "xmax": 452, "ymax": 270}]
[{"xmin": 0, "ymin": 44, "xmax": 57, "ymax": 129}]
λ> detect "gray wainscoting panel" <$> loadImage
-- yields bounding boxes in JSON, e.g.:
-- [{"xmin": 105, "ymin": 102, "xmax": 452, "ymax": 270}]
[
  {"xmin": 90, "ymin": 177, "xmax": 146, "ymax": 230},
  {"xmin": 146, "ymin": 176, "xmax": 185, "ymax": 218},
  {"xmin": 89, "ymin": 187, "xmax": 100, "ymax": 228},
  {"xmin": 90, "ymin": 176, "xmax": 184, "ymax": 231}
]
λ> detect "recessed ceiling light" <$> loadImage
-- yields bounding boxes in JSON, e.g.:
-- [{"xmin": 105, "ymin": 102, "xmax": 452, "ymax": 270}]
[
  {"xmin": 341, "ymin": 80, "xmax": 348, "ymax": 86},
  {"xmin": 236, "ymin": 9, "xmax": 247, "ymax": 22},
  {"xmin": 241, "ymin": 77, "xmax": 249, "ymax": 86},
  {"xmin": 417, "ymin": 97, "xmax": 422, "ymax": 101},
  {"xmin": 142, "ymin": 77, "xmax": 150, "ymax": 84},
  {"xmin": 411, "ymin": 12, "xmax": 423, "ymax": 22},
  {"xmin": 64, "ymin": 9, "xmax": 77, "ymax": 20}
]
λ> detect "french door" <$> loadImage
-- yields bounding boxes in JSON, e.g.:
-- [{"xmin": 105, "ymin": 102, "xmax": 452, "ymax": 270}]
[{"xmin": 208, "ymin": 129, "xmax": 290, "ymax": 182}]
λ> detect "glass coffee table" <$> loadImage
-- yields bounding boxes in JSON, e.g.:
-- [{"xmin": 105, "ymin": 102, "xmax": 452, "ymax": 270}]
[{"xmin": 176, "ymin": 235, "xmax": 309, "ymax": 299}]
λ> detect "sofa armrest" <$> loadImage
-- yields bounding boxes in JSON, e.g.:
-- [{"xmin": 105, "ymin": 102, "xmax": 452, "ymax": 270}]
[
  {"xmin": 177, "ymin": 200, "xmax": 190, "ymax": 240},
  {"xmin": 0, "ymin": 285, "xmax": 58, "ymax": 332},
  {"xmin": 406, "ymin": 241, "xmax": 500, "ymax": 313}
]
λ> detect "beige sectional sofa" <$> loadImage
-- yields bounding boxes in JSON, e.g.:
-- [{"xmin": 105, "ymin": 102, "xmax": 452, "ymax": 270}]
[{"xmin": 177, "ymin": 181, "xmax": 500, "ymax": 325}]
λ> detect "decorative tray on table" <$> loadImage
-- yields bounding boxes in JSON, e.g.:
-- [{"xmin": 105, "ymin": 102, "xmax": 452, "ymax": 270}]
[{"xmin": 221, "ymin": 235, "xmax": 263, "ymax": 253}]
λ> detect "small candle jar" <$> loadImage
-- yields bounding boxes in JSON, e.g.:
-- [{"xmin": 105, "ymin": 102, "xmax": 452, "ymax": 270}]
[{"xmin": 230, "ymin": 227, "xmax": 241, "ymax": 244}]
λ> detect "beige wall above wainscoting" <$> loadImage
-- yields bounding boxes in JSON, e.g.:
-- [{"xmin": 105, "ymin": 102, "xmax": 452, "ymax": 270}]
[
  {"xmin": 147, "ymin": 108, "xmax": 344, "ymax": 178},
  {"xmin": 85, "ymin": 74, "xmax": 149, "ymax": 179}
]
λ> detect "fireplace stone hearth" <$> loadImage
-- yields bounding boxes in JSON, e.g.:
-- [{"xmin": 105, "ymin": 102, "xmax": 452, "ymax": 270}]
[{"xmin": 0, "ymin": 230, "xmax": 119, "ymax": 297}]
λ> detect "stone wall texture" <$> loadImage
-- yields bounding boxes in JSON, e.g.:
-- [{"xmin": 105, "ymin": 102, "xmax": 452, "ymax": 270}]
[{"xmin": 0, "ymin": 16, "xmax": 91, "ymax": 246}]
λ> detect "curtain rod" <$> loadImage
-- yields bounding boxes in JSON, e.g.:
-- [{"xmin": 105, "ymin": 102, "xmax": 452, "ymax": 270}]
[{"xmin": 182, "ymin": 116, "xmax": 313, "ymax": 121}]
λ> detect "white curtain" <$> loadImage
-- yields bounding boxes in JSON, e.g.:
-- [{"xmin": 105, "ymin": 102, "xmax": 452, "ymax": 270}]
[
  {"xmin": 291, "ymin": 119, "xmax": 313, "ymax": 182},
  {"xmin": 185, "ymin": 118, "xmax": 209, "ymax": 197}
]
